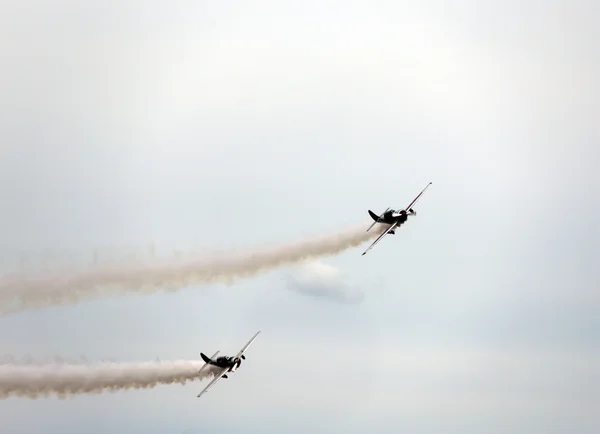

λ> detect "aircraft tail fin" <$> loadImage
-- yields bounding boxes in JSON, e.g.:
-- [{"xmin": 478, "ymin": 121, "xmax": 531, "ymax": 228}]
[
  {"xmin": 200, "ymin": 353, "xmax": 212, "ymax": 364},
  {"xmin": 368, "ymin": 210, "xmax": 380, "ymax": 222},
  {"xmin": 367, "ymin": 208, "xmax": 389, "ymax": 232}
]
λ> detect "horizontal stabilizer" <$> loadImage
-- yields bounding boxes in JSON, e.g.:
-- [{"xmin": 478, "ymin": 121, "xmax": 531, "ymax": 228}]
[{"xmin": 200, "ymin": 353, "xmax": 212, "ymax": 364}]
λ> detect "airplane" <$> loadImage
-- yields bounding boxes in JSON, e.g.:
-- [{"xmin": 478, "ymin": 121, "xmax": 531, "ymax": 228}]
[
  {"xmin": 197, "ymin": 330, "xmax": 261, "ymax": 398},
  {"xmin": 362, "ymin": 182, "xmax": 433, "ymax": 256}
]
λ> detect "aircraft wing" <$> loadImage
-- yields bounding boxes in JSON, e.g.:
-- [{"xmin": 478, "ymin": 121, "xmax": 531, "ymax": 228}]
[
  {"xmin": 361, "ymin": 221, "xmax": 399, "ymax": 256},
  {"xmin": 403, "ymin": 182, "xmax": 432, "ymax": 211},
  {"xmin": 234, "ymin": 330, "xmax": 261, "ymax": 359},
  {"xmin": 197, "ymin": 366, "xmax": 228, "ymax": 398}
]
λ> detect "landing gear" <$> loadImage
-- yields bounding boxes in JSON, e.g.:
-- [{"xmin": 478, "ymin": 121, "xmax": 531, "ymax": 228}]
[
  {"xmin": 222, "ymin": 375, "xmax": 228, "ymax": 379},
  {"xmin": 389, "ymin": 230, "xmax": 395, "ymax": 235}
]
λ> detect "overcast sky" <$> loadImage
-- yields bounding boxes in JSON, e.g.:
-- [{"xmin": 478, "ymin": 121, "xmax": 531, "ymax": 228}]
[{"xmin": 0, "ymin": 1, "xmax": 598, "ymax": 433}]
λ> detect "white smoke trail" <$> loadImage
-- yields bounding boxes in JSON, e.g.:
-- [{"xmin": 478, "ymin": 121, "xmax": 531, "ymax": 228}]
[
  {"xmin": 0, "ymin": 222, "xmax": 386, "ymax": 315},
  {"xmin": 0, "ymin": 359, "xmax": 218, "ymax": 399}
]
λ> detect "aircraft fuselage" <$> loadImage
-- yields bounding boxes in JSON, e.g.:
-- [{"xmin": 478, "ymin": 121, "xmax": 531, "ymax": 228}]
[
  {"xmin": 369, "ymin": 208, "xmax": 415, "ymax": 226},
  {"xmin": 200, "ymin": 353, "xmax": 242, "ymax": 372},
  {"xmin": 381, "ymin": 210, "xmax": 408, "ymax": 225}
]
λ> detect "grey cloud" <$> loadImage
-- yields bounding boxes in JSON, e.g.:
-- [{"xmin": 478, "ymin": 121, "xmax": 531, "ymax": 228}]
[
  {"xmin": 285, "ymin": 261, "xmax": 365, "ymax": 305},
  {"xmin": 0, "ymin": 0, "xmax": 598, "ymax": 433}
]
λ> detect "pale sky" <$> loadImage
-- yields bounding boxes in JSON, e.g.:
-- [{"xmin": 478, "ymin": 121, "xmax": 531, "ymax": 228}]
[{"xmin": 0, "ymin": 1, "xmax": 598, "ymax": 433}]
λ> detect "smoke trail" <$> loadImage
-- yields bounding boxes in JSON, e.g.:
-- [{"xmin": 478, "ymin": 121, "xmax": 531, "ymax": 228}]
[
  {"xmin": 0, "ymin": 358, "xmax": 218, "ymax": 399},
  {"xmin": 0, "ymin": 222, "xmax": 386, "ymax": 315}
]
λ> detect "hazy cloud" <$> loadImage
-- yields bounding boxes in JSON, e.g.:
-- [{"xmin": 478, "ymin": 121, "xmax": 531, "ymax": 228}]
[
  {"xmin": 0, "ymin": 0, "xmax": 597, "ymax": 433},
  {"xmin": 286, "ymin": 261, "xmax": 365, "ymax": 305}
]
